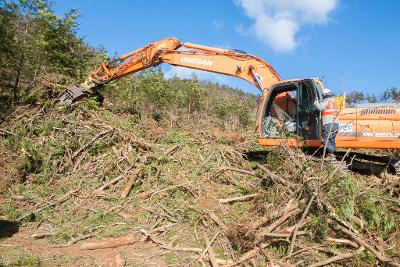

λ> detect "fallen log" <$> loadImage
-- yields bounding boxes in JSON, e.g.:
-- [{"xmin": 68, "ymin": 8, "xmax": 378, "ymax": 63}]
[
  {"xmin": 120, "ymin": 168, "xmax": 143, "ymax": 198},
  {"xmin": 31, "ymin": 232, "xmax": 54, "ymax": 239},
  {"xmin": 207, "ymin": 212, "xmax": 229, "ymax": 232},
  {"xmin": 52, "ymin": 233, "xmax": 96, "ymax": 248},
  {"xmin": 80, "ymin": 233, "xmax": 140, "ymax": 250},
  {"xmin": 262, "ymin": 231, "xmax": 307, "ymax": 239},
  {"xmin": 249, "ymin": 202, "xmax": 298, "ymax": 230}
]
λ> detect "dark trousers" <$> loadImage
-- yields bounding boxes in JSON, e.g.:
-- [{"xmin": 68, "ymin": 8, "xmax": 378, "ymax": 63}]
[{"xmin": 322, "ymin": 123, "xmax": 339, "ymax": 154}]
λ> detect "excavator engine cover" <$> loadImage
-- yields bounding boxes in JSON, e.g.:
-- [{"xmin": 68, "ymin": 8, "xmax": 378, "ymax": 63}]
[{"xmin": 59, "ymin": 85, "xmax": 87, "ymax": 105}]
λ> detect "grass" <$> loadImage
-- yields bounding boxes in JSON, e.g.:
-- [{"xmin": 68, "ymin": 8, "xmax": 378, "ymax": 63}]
[
  {"xmin": 1, "ymin": 202, "xmax": 22, "ymax": 220},
  {"xmin": 1, "ymin": 247, "xmax": 87, "ymax": 267},
  {"xmin": 160, "ymin": 131, "xmax": 190, "ymax": 145},
  {"xmin": 308, "ymin": 211, "xmax": 329, "ymax": 240},
  {"xmin": 327, "ymin": 173, "xmax": 358, "ymax": 221},
  {"xmin": 164, "ymin": 252, "xmax": 175, "ymax": 265},
  {"xmin": 6, "ymin": 255, "xmax": 40, "ymax": 266},
  {"xmin": 356, "ymin": 194, "xmax": 397, "ymax": 238},
  {"xmin": 357, "ymin": 250, "xmax": 376, "ymax": 264}
]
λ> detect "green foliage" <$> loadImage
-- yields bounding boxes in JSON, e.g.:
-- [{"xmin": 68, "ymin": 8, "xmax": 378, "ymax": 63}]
[
  {"xmin": 35, "ymin": 118, "xmax": 61, "ymax": 136},
  {"xmin": 0, "ymin": 0, "xmax": 104, "ymax": 109},
  {"xmin": 6, "ymin": 255, "xmax": 41, "ymax": 266},
  {"xmin": 164, "ymin": 252, "xmax": 175, "ymax": 265},
  {"xmin": 18, "ymin": 147, "xmax": 43, "ymax": 181},
  {"xmin": 182, "ymin": 208, "xmax": 203, "ymax": 225},
  {"xmin": 269, "ymin": 241, "xmax": 288, "ymax": 257},
  {"xmin": 88, "ymin": 211, "xmax": 115, "ymax": 225},
  {"xmin": 103, "ymin": 67, "xmax": 256, "ymax": 128},
  {"xmin": 264, "ymin": 188, "xmax": 278, "ymax": 203},
  {"xmin": 82, "ymin": 97, "xmax": 101, "ymax": 110},
  {"xmin": 19, "ymin": 89, "xmax": 45, "ymax": 104},
  {"xmin": 172, "ymin": 76, "xmax": 205, "ymax": 113},
  {"xmin": 346, "ymin": 87, "xmax": 400, "ymax": 105},
  {"xmin": 357, "ymin": 250, "xmax": 376, "ymax": 264},
  {"xmin": 1, "ymin": 202, "xmax": 22, "ymax": 220},
  {"xmin": 309, "ymin": 212, "xmax": 329, "ymax": 240},
  {"xmin": 265, "ymin": 147, "xmax": 287, "ymax": 172},
  {"xmin": 215, "ymin": 249, "xmax": 227, "ymax": 260},
  {"xmin": 161, "ymin": 131, "xmax": 188, "ymax": 145},
  {"xmin": 234, "ymin": 184, "xmax": 254, "ymax": 195},
  {"xmin": 382, "ymin": 87, "xmax": 400, "ymax": 102},
  {"xmin": 327, "ymin": 173, "xmax": 358, "ymax": 221},
  {"xmin": 233, "ymin": 202, "xmax": 252, "ymax": 216},
  {"xmin": 212, "ymin": 96, "xmax": 252, "ymax": 129},
  {"xmin": 356, "ymin": 194, "xmax": 396, "ymax": 238}
]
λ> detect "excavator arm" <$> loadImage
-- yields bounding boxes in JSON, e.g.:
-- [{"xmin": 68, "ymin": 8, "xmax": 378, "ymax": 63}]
[{"xmin": 59, "ymin": 37, "xmax": 281, "ymax": 104}]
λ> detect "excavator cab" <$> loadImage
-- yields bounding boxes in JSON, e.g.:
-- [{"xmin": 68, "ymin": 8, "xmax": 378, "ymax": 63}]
[{"xmin": 260, "ymin": 79, "xmax": 322, "ymax": 146}]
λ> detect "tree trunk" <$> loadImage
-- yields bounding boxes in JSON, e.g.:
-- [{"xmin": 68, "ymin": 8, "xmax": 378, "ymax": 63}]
[{"xmin": 12, "ymin": 53, "xmax": 24, "ymax": 104}]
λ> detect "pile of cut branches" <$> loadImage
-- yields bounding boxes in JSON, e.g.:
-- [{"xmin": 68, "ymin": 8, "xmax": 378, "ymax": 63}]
[{"xmin": 0, "ymin": 102, "xmax": 399, "ymax": 266}]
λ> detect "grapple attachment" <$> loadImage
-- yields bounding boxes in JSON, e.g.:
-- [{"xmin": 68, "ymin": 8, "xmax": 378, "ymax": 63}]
[{"xmin": 58, "ymin": 85, "xmax": 88, "ymax": 105}]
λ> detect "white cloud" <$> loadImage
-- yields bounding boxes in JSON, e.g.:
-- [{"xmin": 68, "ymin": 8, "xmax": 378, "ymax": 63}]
[{"xmin": 235, "ymin": 0, "xmax": 338, "ymax": 52}]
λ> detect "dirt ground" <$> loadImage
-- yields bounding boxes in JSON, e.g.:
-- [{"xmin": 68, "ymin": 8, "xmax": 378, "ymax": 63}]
[{"xmin": 0, "ymin": 223, "xmax": 173, "ymax": 266}]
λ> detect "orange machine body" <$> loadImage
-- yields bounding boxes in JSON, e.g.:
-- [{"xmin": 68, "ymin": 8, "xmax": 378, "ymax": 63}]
[
  {"xmin": 82, "ymin": 38, "xmax": 400, "ymax": 151},
  {"xmin": 258, "ymin": 99, "xmax": 400, "ymax": 149}
]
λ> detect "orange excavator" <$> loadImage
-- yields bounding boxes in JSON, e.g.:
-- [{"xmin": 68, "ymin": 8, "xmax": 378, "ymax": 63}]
[{"xmin": 59, "ymin": 37, "xmax": 400, "ymax": 173}]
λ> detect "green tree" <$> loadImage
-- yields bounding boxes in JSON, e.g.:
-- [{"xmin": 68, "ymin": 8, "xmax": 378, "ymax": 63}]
[
  {"xmin": 346, "ymin": 91, "xmax": 365, "ymax": 105},
  {"xmin": 0, "ymin": 0, "xmax": 102, "ymax": 109},
  {"xmin": 382, "ymin": 87, "xmax": 400, "ymax": 102},
  {"xmin": 172, "ymin": 75, "xmax": 205, "ymax": 117}
]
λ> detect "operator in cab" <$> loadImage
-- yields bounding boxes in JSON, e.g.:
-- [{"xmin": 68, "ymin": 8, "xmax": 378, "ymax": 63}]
[{"xmin": 314, "ymin": 88, "xmax": 340, "ymax": 159}]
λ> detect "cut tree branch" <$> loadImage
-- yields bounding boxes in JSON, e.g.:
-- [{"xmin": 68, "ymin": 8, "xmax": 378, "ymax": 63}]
[
  {"xmin": 218, "ymin": 193, "xmax": 259, "ymax": 204},
  {"xmin": 288, "ymin": 194, "xmax": 315, "ymax": 256}
]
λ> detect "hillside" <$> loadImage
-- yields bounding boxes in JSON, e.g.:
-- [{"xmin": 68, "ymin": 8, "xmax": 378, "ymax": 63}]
[
  {"xmin": 1, "ymin": 1, "xmax": 400, "ymax": 266},
  {"xmin": 1, "ymin": 71, "xmax": 400, "ymax": 266}
]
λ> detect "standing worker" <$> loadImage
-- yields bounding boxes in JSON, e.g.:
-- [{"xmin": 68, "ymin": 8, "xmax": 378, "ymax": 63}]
[{"xmin": 314, "ymin": 88, "xmax": 340, "ymax": 158}]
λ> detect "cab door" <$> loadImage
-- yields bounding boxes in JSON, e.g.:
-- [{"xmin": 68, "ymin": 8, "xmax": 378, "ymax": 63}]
[{"xmin": 297, "ymin": 80, "xmax": 321, "ymax": 140}]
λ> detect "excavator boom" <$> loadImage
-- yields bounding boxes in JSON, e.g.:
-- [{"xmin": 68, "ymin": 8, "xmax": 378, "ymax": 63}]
[{"xmin": 59, "ymin": 37, "xmax": 281, "ymax": 104}]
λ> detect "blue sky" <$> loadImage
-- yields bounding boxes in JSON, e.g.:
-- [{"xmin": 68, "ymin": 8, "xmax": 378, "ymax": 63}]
[{"xmin": 54, "ymin": 0, "xmax": 400, "ymax": 96}]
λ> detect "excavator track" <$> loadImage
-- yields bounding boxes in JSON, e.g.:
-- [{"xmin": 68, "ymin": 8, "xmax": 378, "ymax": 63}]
[
  {"xmin": 244, "ymin": 149, "xmax": 399, "ymax": 176},
  {"xmin": 391, "ymin": 159, "xmax": 400, "ymax": 175},
  {"xmin": 334, "ymin": 150, "xmax": 400, "ymax": 176}
]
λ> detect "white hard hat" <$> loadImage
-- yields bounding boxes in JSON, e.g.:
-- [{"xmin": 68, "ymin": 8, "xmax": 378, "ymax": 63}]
[{"xmin": 323, "ymin": 88, "xmax": 332, "ymax": 96}]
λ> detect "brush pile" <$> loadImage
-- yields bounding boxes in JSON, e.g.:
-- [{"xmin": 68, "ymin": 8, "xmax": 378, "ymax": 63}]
[{"xmin": 1, "ymin": 101, "xmax": 400, "ymax": 266}]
